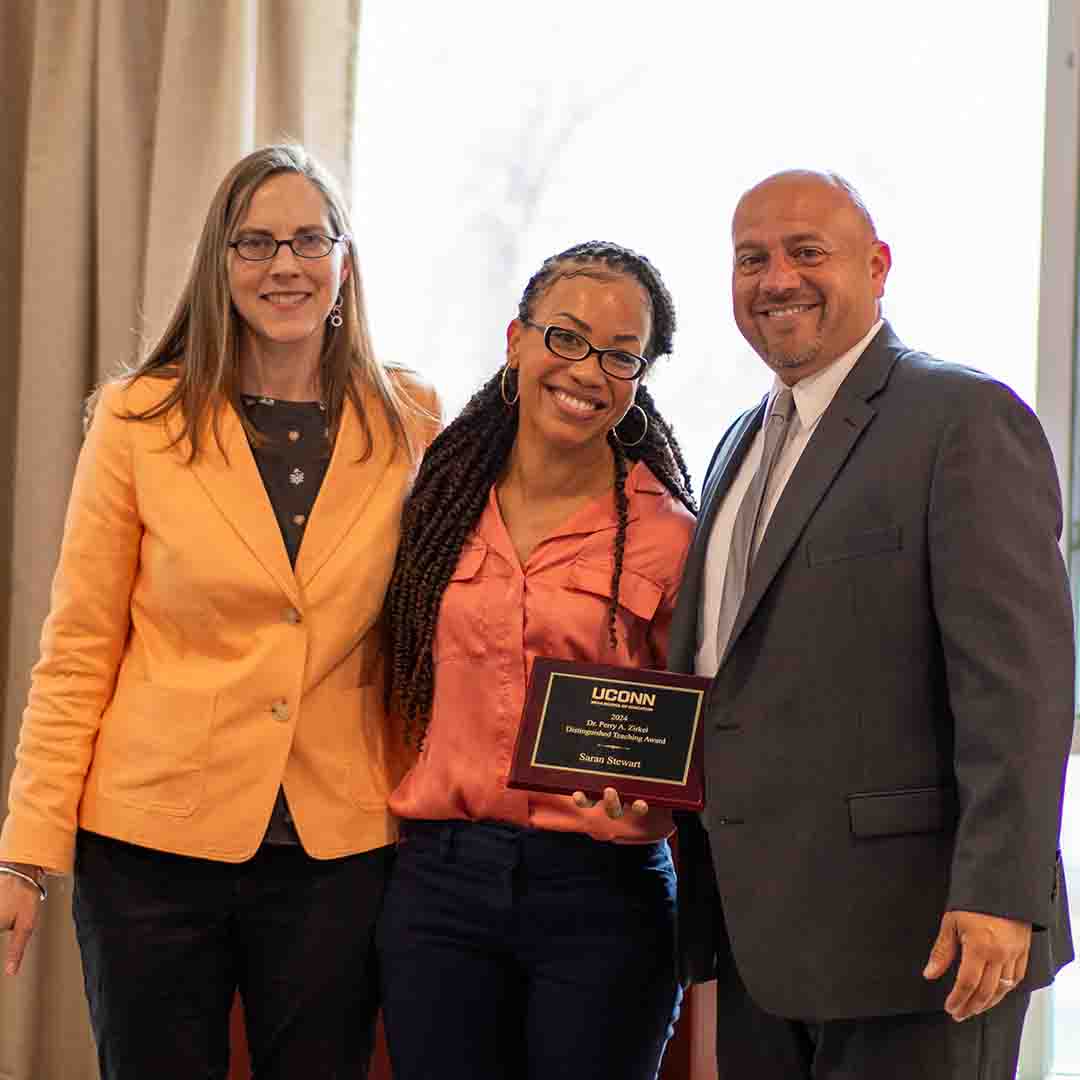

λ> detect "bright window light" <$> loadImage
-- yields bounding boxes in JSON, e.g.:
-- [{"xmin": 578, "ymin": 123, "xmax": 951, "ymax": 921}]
[
  {"xmin": 354, "ymin": 3, "xmax": 1065, "ymax": 1075},
  {"xmin": 354, "ymin": 1, "xmax": 1047, "ymax": 481}
]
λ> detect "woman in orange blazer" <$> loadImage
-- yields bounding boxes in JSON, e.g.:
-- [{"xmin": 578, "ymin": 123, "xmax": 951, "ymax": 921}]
[{"xmin": 0, "ymin": 143, "xmax": 437, "ymax": 1080}]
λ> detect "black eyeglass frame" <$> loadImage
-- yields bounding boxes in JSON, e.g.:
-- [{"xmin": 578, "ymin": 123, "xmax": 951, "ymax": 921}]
[
  {"xmin": 227, "ymin": 233, "xmax": 348, "ymax": 262},
  {"xmin": 522, "ymin": 319, "xmax": 649, "ymax": 381}
]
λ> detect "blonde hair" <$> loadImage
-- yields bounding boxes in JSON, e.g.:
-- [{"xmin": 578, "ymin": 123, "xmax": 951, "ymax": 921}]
[{"xmin": 102, "ymin": 143, "xmax": 423, "ymax": 461}]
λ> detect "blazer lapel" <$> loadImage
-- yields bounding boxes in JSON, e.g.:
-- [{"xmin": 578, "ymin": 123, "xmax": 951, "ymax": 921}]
[
  {"xmin": 701, "ymin": 405, "xmax": 764, "ymax": 523},
  {"xmin": 720, "ymin": 327, "xmax": 901, "ymax": 663},
  {"xmin": 188, "ymin": 403, "xmax": 301, "ymax": 607},
  {"xmin": 294, "ymin": 383, "xmax": 397, "ymax": 589},
  {"xmin": 667, "ymin": 402, "xmax": 763, "ymax": 672}
]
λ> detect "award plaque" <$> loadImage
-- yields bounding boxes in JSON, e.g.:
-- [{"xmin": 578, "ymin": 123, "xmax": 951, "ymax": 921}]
[{"xmin": 507, "ymin": 658, "xmax": 712, "ymax": 810}]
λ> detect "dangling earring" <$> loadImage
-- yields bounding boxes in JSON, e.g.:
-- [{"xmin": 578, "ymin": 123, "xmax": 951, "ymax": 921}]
[
  {"xmin": 328, "ymin": 295, "xmax": 344, "ymax": 328},
  {"xmin": 612, "ymin": 403, "xmax": 648, "ymax": 446},
  {"xmin": 500, "ymin": 364, "xmax": 519, "ymax": 406}
]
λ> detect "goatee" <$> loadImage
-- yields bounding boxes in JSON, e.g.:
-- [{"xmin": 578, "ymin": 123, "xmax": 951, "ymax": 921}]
[{"xmin": 768, "ymin": 339, "xmax": 822, "ymax": 372}]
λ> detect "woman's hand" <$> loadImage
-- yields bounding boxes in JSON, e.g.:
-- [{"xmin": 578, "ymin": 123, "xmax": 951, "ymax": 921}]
[
  {"xmin": 0, "ymin": 863, "xmax": 44, "ymax": 975},
  {"xmin": 572, "ymin": 787, "xmax": 650, "ymax": 820}
]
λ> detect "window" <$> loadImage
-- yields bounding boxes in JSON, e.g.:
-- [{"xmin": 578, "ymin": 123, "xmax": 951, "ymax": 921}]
[
  {"xmin": 354, "ymin": 2, "xmax": 1047, "ymax": 461},
  {"xmin": 354, "ymin": 3, "xmax": 1066, "ymax": 1075},
  {"xmin": 1051, "ymin": 767, "xmax": 1080, "ymax": 1073}
]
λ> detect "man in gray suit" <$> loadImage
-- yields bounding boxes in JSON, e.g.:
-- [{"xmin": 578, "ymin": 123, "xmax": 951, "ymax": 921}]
[{"xmin": 668, "ymin": 170, "xmax": 1074, "ymax": 1078}]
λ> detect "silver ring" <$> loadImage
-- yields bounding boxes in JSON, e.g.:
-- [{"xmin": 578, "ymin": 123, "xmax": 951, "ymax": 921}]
[{"xmin": 999, "ymin": 977, "xmax": 1017, "ymax": 989}]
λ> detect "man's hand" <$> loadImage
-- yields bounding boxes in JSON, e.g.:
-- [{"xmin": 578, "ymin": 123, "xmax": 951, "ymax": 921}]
[
  {"xmin": 923, "ymin": 910, "xmax": 1031, "ymax": 1021},
  {"xmin": 572, "ymin": 787, "xmax": 649, "ymax": 820},
  {"xmin": 0, "ymin": 865, "xmax": 43, "ymax": 976}
]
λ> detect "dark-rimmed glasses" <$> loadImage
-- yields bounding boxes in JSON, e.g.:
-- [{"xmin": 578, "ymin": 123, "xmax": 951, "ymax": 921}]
[
  {"xmin": 523, "ymin": 320, "xmax": 647, "ymax": 380},
  {"xmin": 228, "ymin": 232, "xmax": 347, "ymax": 262}
]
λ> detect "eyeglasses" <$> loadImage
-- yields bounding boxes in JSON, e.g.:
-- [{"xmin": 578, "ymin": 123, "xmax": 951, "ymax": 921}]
[
  {"xmin": 523, "ymin": 320, "xmax": 648, "ymax": 380},
  {"xmin": 228, "ymin": 232, "xmax": 347, "ymax": 262}
]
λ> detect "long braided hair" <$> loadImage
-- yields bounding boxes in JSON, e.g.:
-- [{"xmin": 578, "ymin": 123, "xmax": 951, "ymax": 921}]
[{"xmin": 386, "ymin": 241, "xmax": 695, "ymax": 747}]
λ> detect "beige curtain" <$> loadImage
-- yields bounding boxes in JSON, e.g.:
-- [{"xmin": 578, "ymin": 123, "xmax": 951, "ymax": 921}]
[{"xmin": 0, "ymin": 2, "xmax": 360, "ymax": 1076}]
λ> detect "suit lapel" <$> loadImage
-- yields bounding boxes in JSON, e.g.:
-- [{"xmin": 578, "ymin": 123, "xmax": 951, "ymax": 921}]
[
  {"xmin": 699, "ymin": 402, "xmax": 766, "ymax": 533},
  {"xmin": 188, "ymin": 403, "xmax": 301, "ymax": 607},
  {"xmin": 294, "ymin": 383, "xmax": 396, "ymax": 589},
  {"xmin": 667, "ymin": 402, "xmax": 763, "ymax": 672},
  {"xmin": 720, "ymin": 325, "xmax": 902, "ymax": 664}
]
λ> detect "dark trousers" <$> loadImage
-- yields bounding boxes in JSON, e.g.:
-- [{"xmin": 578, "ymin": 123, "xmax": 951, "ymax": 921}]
[
  {"xmin": 377, "ymin": 820, "xmax": 680, "ymax": 1080},
  {"xmin": 72, "ymin": 830, "xmax": 391, "ymax": 1080},
  {"xmin": 713, "ymin": 914, "xmax": 1031, "ymax": 1080}
]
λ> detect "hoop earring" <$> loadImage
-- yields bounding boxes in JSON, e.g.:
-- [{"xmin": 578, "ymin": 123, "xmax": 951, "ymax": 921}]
[
  {"xmin": 328, "ymin": 296, "xmax": 344, "ymax": 328},
  {"xmin": 612, "ymin": 403, "xmax": 648, "ymax": 447},
  {"xmin": 500, "ymin": 364, "xmax": 519, "ymax": 406}
]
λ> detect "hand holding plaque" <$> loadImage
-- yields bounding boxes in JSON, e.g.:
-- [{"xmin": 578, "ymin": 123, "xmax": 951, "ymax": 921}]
[
  {"xmin": 572, "ymin": 787, "xmax": 650, "ymax": 819},
  {"xmin": 507, "ymin": 658, "xmax": 710, "ymax": 811}
]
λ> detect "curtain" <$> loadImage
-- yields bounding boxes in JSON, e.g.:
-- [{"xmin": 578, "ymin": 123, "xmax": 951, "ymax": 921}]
[{"xmin": 0, "ymin": 2, "xmax": 360, "ymax": 1075}]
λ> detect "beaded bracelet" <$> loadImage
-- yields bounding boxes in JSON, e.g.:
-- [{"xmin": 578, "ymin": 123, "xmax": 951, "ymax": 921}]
[{"xmin": 0, "ymin": 865, "xmax": 48, "ymax": 902}]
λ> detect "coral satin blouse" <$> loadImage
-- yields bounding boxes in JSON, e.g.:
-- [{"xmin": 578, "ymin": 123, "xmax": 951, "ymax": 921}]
[{"xmin": 388, "ymin": 461, "xmax": 695, "ymax": 843}]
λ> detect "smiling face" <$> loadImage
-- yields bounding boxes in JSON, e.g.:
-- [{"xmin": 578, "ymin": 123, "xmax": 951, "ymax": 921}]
[
  {"xmin": 507, "ymin": 271, "xmax": 651, "ymax": 455},
  {"xmin": 227, "ymin": 172, "xmax": 350, "ymax": 359},
  {"xmin": 731, "ymin": 173, "xmax": 890, "ymax": 383}
]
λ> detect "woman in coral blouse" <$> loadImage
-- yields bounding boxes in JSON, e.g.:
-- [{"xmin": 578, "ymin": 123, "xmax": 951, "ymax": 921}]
[
  {"xmin": 0, "ymin": 144, "xmax": 437, "ymax": 1079},
  {"xmin": 379, "ymin": 241, "xmax": 696, "ymax": 1080}
]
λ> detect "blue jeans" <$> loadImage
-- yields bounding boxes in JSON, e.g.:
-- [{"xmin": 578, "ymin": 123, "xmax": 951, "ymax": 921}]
[
  {"xmin": 72, "ymin": 830, "xmax": 390, "ymax": 1080},
  {"xmin": 377, "ymin": 819, "xmax": 680, "ymax": 1080}
]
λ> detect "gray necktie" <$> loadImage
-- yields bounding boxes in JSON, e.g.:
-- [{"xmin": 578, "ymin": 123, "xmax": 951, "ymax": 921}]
[{"xmin": 714, "ymin": 388, "xmax": 795, "ymax": 661}]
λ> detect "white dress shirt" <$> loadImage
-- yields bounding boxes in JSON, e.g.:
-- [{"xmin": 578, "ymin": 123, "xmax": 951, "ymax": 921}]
[{"xmin": 695, "ymin": 320, "xmax": 883, "ymax": 677}]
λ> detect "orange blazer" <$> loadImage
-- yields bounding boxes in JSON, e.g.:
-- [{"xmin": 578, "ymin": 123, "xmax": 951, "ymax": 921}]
[{"xmin": 0, "ymin": 371, "xmax": 438, "ymax": 873}]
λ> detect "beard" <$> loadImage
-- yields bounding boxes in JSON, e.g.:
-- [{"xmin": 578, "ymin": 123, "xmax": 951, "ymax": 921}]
[{"xmin": 766, "ymin": 334, "xmax": 823, "ymax": 373}]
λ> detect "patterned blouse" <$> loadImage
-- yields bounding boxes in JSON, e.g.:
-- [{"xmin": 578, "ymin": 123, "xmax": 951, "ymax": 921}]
[{"xmin": 242, "ymin": 394, "xmax": 332, "ymax": 844}]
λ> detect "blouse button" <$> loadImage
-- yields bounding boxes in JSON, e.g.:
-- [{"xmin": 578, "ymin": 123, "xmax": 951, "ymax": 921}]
[
  {"xmin": 288, "ymin": 429, "xmax": 301, "ymax": 442},
  {"xmin": 270, "ymin": 700, "xmax": 290, "ymax": 722},
  {"xmin": 292, "ymin": 514, "xmax": 306, "ymax": 526}
]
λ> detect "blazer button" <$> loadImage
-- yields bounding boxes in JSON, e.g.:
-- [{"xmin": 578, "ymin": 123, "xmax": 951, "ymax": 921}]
[
  {"xmin": 270, "ymin": 700, "xmax": 290, "ymax": 723},
  {"xmin": 284, "ymin": 607, "xmax": 302, "ymax": 625}
]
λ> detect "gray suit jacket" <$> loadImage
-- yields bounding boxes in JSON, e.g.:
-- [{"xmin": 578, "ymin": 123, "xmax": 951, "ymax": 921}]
[{"xmin": 671, "ymin": 322, "xmax": 1074, "ymax": 1020}]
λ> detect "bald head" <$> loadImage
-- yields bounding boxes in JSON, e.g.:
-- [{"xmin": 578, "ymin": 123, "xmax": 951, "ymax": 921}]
[
  {"xmin": 730, "ymin": 170, "xmax": 891, "ymax": 384},
  {"xmin": 734, "ymin": 170, "xmax": 878, "ymax": 242}
]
